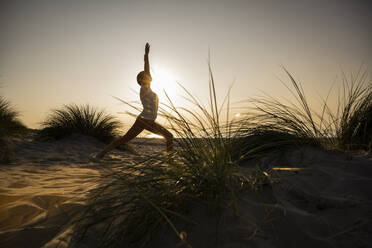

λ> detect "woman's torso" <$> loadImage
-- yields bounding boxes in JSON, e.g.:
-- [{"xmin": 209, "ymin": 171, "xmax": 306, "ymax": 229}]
[{"xmin": 139, "ymin": 86, "xmax": 159, "ymax": 120}]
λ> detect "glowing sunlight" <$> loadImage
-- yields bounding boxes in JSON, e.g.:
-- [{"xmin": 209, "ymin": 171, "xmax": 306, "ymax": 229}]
[
  {"xmin": 151, "ymin": 66, "xmax": 179, "ymax": 101},
  {"xmin": 145, "ymin": 133, "xmax": 164, "ymax": 139}
]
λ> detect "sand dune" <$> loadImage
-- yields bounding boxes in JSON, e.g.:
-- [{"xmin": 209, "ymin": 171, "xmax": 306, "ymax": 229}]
[
  {"xmin": 148, "ymin": 148, "xmax": 372, "ymax": 248},
  {"xmin": 0, "ymin": 134, "xmax": 371, "ymax": 247},
  {"xmin": 0, "ymin": 134, "xmax": 161, "ymax": 248}
]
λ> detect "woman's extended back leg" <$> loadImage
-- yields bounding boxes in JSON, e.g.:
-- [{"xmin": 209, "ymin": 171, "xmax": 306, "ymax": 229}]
[{"xmin": 96, "ymin": 118, "xmax": 145, "ymax": 158}]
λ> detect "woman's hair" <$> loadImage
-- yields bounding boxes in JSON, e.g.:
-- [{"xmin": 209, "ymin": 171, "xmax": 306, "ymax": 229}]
[{"xmin": 137, "ymin": 71, "xmax": 152, "ymax": 85}]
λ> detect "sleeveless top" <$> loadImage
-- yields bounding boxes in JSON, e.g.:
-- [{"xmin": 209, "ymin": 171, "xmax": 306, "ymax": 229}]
[{"xmin": 139, "ymin": 86, "xmax": 159, "ymax": 120}]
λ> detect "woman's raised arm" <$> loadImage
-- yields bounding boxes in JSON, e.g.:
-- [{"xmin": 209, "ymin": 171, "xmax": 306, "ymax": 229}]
[{"xmin": 144, "ymin": 43, "xmax": 150, "ymax": 76}]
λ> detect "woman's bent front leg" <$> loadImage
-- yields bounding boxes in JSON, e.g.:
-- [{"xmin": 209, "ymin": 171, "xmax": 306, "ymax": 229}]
[{"xmin": 144, "ymin": 121, "xmax": 174, "ymax": 152}]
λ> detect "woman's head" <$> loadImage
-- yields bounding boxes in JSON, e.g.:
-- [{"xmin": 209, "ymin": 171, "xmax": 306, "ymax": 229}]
[{"xmin": 137, "ymin": 71, "xmax": 152, "ymax": 86}]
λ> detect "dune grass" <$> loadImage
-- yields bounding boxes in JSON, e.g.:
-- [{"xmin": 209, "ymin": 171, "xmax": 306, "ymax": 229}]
[
  {"xmin": 73, "ymin": 66, "xmax": 370, "ymax": 247},
  {"xmin": 0, "ymin": 96, "xmax": 27, "ymax": 138},
  {"xmin": 0, "ymin": 96, "xmax": 27, "ymax": 163},
  {"xmin": 239, "ymin": 68, "xmax": 372, "ymax": 152},
  {"xmin": 335, "ymin": 70, "xmax": 372, "ymax": 151},
  {"xmin": 226, "ymin": 68, "xmax": 327, "ymax": 163},
  {"xmin": 73, "ymin": 66, "xmax": 271, "ymax": 247},
  {"xmin": 40, "ymin": 104, "xmax": 122, "ymax": 143},
  {"xmin": 243, "ymin": 68, "xmax": 328, "ymax": 146}
]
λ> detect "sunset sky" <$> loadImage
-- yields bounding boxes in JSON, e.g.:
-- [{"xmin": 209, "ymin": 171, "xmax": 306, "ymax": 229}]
[{"xmin": 1, "ymin": 0, "xmax": 371, "ymax": 129}]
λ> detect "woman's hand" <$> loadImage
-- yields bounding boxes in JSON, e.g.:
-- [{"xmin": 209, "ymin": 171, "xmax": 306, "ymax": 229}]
[{"xmin": 145, "ymin": 43, "xmax": 150, "ymax": 55}]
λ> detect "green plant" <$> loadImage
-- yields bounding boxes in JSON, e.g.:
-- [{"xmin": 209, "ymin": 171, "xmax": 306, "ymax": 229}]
[
  {"xmin": 236, "ymin": 68, "xmax": 326, "ymax": 158},
  {"xmin": 232, "ymin": 127, "xmax": 303, "ymax": 162},
  {"xmin": 335, "ymin": 70, "xmax": 372, "ymax": 151},
  {"xmin": 73, "ymin": 65, "xmax": 269, "ymax": 247},
  {"xmin": 0, "ymin": 96, "xmax": 27, "ymax": 138},
  {"xmin": 40, "ymin": 104, "xmax": 122, "ymax": 143},
  {"xmin": 0, "ymin": 137, "xmax": 14, "ymax": 163},
  {"xmin": 0, "ymin": 96, "xmax": 26, "ymax": 163},
  {"xmin": 239, "ymin": 68, "xmax": 371, "ymax": 152}
]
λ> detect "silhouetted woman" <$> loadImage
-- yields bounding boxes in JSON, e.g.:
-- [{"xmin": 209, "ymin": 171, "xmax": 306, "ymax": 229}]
[{"xmin": 96, "ymin": 43, "xmax": 173, "ymax": 158}]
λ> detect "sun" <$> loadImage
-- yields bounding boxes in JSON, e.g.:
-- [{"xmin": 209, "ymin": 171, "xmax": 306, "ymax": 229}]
[
  {"xmin": 151, "ymin": 66, "xmax": 178, "ymax": 100},
  {"xmin": 145, "ymin": 133, "xmax": 164, "ymax": 139}
]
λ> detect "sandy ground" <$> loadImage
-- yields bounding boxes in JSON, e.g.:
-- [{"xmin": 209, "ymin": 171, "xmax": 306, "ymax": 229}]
[
  {"xmin": 0, "ymin": 134, "xmax": 371, "ymax": 248},
  {"xmin": 0, "ymin": 134, "xmax": 165, "ymax": 248}
]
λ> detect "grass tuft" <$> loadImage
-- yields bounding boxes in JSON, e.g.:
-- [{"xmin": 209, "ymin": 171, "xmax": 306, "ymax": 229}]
[
  {"xmin": 335, "ymin": 70, "xmax": 372, "ymax": 151},
  {"xmin": 240, "ymin": 67, "xmax": 372, "ymax": 152},
  {"xmin": 0, "ymin": 96, "xmax": 27, "ymax": 163},
  {"xmin": 0, "ymin": 97, "xmax": 27, "ymax": 138},
  {"xmin": 248, "ymin": 69, "xmax": 326, "ymax": 143},
  {"xmin": 40, "ymin": 104, "xmax": 122, "ymax": 143}
]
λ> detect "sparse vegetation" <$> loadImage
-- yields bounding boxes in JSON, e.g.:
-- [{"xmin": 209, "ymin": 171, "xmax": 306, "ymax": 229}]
[
  {"xmin": 0, "ymin": 97, "xmax": 27, "ymax": 138},
  {"xmin": 241, "ymin": 68, "xmax": 330, "ymax": 149},
  {"xmin": 239, "ymin": 67, "xmax": 371, "ymax": 152},
  {"xmin": 73, "ymin": 66, "xmax": 271, "ymax": 247},
  {"xmin": 0, "ymin": 96, "xmax": 27, "ymax": 163},
  {"xmin": 40, "ymin": 104, "xmax": 122, "ymax": 143},
  {"xmin": 335, "ymin": 70, "xmax": 372, "ymax": 151},
  {"xmin": 74, "ymin": 66, "xmax": 371, "ymax": 247}
]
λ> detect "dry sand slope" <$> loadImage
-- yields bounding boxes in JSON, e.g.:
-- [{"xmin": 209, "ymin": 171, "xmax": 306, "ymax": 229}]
[
  {"xmin": 0, "ymin": 134, "xmax": 164, "ymax": 248},
  {"xmin": 0, "ymin": 134, "xmax": 371, "ymax": 248},
  {"xmin": 149, "ymin": 149, "xmax": 372, "ymax": 248}
]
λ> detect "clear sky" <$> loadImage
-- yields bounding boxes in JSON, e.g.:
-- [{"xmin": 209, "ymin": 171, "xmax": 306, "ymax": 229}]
[{"xmin": 1, "ymin": 0, "xmax": 371, "ymax": 129}]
